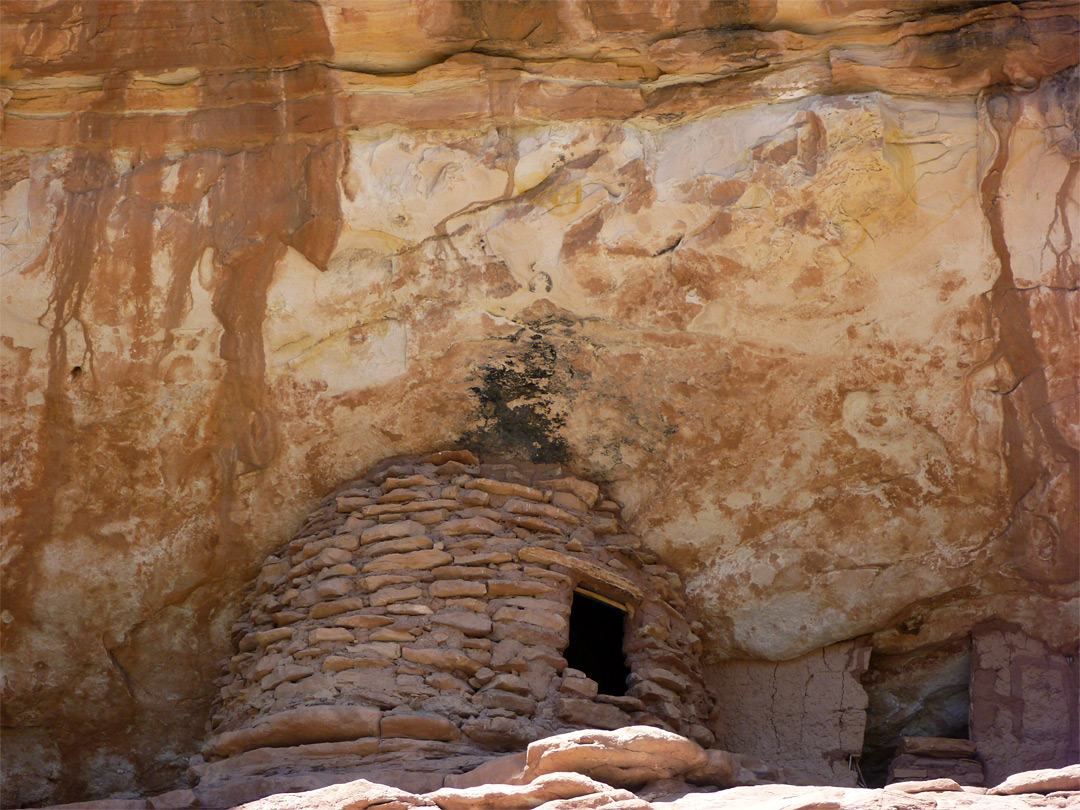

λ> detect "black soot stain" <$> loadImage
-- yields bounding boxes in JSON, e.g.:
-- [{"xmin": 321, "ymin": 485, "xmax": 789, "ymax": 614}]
[{"xmin": 462, "ymin": 331, "xmax": 571, "ymax": 463}]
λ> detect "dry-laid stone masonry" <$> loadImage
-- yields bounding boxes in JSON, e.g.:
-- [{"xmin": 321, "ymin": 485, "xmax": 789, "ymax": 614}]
[{"xmin": 201, "ymin": 450, "xmax": 711, "ymax": 784}]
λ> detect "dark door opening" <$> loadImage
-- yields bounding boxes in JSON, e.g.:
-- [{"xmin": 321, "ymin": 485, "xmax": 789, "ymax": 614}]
[{"xmin": 564, "ymin": 589, "xmax": 630, "ymax": 696}]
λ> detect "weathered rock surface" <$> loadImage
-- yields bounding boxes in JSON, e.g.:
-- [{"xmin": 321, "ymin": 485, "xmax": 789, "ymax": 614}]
[
  {"xmin": 31, "ymin": 762, "xmax": 1080, "ymax": 810},
  {"xmin": 2, "ymin": 0, "xmax": 1077, "ymax": 805}
]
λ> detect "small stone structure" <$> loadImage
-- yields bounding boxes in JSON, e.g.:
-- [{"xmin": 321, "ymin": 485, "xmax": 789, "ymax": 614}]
[
  {"xmin": 886, "ymin": 737, "xmax": 983, "ymax": 786},
  {"xmin": 202, "ymin": 450, "xmax": 711, "ymax": 787},
  {"xmin": 970, "ymin": 621, "xmax": 1079, "ymax": 786}
]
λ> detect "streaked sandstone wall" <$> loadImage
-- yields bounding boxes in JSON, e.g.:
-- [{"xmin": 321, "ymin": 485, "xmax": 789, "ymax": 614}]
[{"xmin": 1, "ymin": 1, "xmax": 1076, "ymax": 804}]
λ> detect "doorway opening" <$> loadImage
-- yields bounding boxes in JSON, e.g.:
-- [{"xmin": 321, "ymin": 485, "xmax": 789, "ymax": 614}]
[{"xmin": 564, "ymin": 589, "xmax": 630, "ymax": 696}]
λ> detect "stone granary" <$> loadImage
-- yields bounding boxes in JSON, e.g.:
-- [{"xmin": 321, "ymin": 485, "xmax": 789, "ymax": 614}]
[{"xmin": 200, "ymin": 450, "xmax": 712, "ymax": 789}]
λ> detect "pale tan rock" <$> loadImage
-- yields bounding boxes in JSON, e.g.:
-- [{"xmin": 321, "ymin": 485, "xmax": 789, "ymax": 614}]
[
  {"xmin": 402, "ymin": 648, "xmax": 482, "ymax": 674},
  {"xmin": 517, "ymin": 548, "xmax": 644, "ymax": 602},
  {"xmin": 454, "ymin": 552, "xmax": 514, "ymax": 566},
  {"xmin": 897, "ymin": 737, "xmax": 978, "ymax": 758},
  {"xmin": 987, "ymin": 764, "xmax": 1080, "ymax": 795},
  {"xmin": 333, "ymin": 615, "xmax": 394, "ymax": 630},
  {"xmin": 378, "ymin": 489, "xmax": 429, "ymax": 504},
  {"xmin": 364, "ymin": 500, "xmax": 458, "ymax": 517},
  {"xmin": 387, "ymin": 604, "xmax": 434, "ymax": 616},
  {"xmin": 361, "ymin": 522, "xmax": 427, "ymax": 545},
  {"xmin": 885, "ymin": 777, "xmax": 965, "ymax": 793},
  {"xmin": 440, "ymin": 518, "xmax": 503, "ymax": 537},
  {"xmin": 322, "ymin": 655, "xmax": 391, "ymax": 672},
  {"xmin": 309, "ymin": 628, "xmax": 353, "ymax": 644},
  {"xmin": 383, "ymin": 475, "xmax": 439, "ymax": 492},
  {"xmin": 363, "ymin": 536, "xmax": 434, "ymax": 557},
  {"xmin": 492, "ymin": 606, "xmax": 567, "ymax": 634},
  {"xmin": 488, "ymin": 581, "xmax": 557, "ymax": 598},
  {"xmin": 429, "ymin": 771, "xmax": 619, "ymax": 810},
  {"xmin": 202, "ymin": 706, "xmax": 381, "ymax": 759},
  {"xmin": 430, "ymin": 580, "xmax": 487, "ymax": 598},
  {"xmin": 361, "ymin": 550, "xmax": 453, "ymax": 573},
  {"xmin": 311, "ymin": 548, "xmax": 353, "ymax": 570},
  {"xmin": 551, "ymin": 492, "xmax": 589, "ymax": 513},
  {"xmin": 369, "ymin": 585, "xmax": 424, "ymax": 607},
  {"xmin": 524, "ymin": 726, "xmax": 709, "ymax": 788},
  {"xmin": 309, "ymin": 599, "xmax": 369, "ymax": 620},
  {"xmin": 424, "ymin": 450, "xmax": 480, "ymax": 466},
  {"xmin": 370, "ymin": 627, "xmax": 416, "ymax": 642},
  {"xmin": 444, "ymin": 752, "xmax": 527, "ymax": 789},
  {"xmin": 313, "ymin": 579, "xmax": 353, "ymax": 600},
  {"xmin": 380, "ymin": 713, "xmax": 459, "ymax": 742},
  {"xmin": 431, "ymin": 611, "xmax": 493, "ymax": 636},
  {"xmin": 541, "ymin": 478, "xmax": 601, "ymax": 508},
  {"xmin": 466, "ymin": 479, "xmax": 549, "ymax": 502},
  {"xmin": 506, "ymin": 499, "xmax": 581, "ymax": 525},
  {"xmin": 229, "ymin": 778, "xmax": 428, "ymax": 810}
]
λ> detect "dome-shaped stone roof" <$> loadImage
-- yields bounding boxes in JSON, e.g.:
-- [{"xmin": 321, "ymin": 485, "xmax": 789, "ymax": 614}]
[{"xmin": 202, "ymin": 450, "xmax": 711, "ymax": 785}]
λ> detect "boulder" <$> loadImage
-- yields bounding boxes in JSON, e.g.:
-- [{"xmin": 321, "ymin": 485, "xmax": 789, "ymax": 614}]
[
  {"xmin": 522, "ymin": 726, "xmax": 709, "ymax": 788},
  {"xmin": 987, "ymin": 764, "xmax": 1080, "ymax": 795}
]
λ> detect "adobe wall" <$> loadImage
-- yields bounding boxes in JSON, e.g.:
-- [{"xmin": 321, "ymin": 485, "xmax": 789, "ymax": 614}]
[
  {"xmin": 706, "ymin": 640, "xmax": 871, "ymax": 787},
  {"xmin": 970, "ymin": 622, "xmax": 1080, "ymax": 785}
]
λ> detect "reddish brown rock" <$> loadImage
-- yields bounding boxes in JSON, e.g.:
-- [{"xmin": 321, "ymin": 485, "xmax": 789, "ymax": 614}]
[{"xmin": 1, "ymin": 1, "xmax": 1077, "ymax": 805}]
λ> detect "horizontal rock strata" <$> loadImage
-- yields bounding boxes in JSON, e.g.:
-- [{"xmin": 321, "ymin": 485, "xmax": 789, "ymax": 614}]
[{"xmin": 2, "ymin": 1, "xmax": 1077, "ymax": 805}]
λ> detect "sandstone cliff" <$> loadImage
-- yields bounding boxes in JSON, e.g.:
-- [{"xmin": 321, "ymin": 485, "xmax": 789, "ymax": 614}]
[{"xmin": 1, "ymin": 1, "xmax": 1077, "ymax": 805}]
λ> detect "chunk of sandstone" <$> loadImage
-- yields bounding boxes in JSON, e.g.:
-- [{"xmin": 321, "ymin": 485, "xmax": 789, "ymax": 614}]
[
  {"xmin": 361, "ymin": 549, "xmax": 453, "ymax": 573},
  {"xmin": 364, "ymin": 499, "xmax": 457, "ymax": 516},
  {"xmin": 454, "ymin": 551, "xmax": 513, "ymax": 566},
  {"xmin": 506, "ymin": 515, "xmax": 563, "ymax": 534},
  {"xmin": 432, "ymin": 611, "xmax": 493, "ymax": 636},
  {"xmin": 369, "ymin": 585, "xmax": 423, "ymax": 606},
  {"xmin": 313, "ymin": 578, "xmax": 352, "ymax": 599},
  {"xmin": 323, "ymin": 655, "xmax": 392, "ymax": 672},
  {"xmin": 551, "ymin": 491, "xmax": 590, "ymax": 512},
  {"xmin": 309, "ymin": 627, "xmax": 353, "ymax": 644},
  {"xmin": 897, "ymin": 737, "xmax": 978, "ymax": 758},
  {"xmin": 493, "ymin": 606, "xmax": 567, "ymax": 634},
  {"xmin": 382, "ymin": 474, "xmax": 438, "ymax": 492},
  {"xmin": 540, "ymin": 476, "xmax": 601, "ymax": 507},
  {"xmin": 466, "ymin": 478, "xmax": 549, "ymax": 502},
  {"xmin": 430, "ymin": 771, "xmax": 633, "ymax": 810},
  {"xmin": 556, "ymin": 698, "xmax": 634, "ymax": 732},
  {"xmin": 363, "ymin": 536, "xmax": 434, "ymax": 557},
  {"xmin": 987, "ymin": 764, "xmax": 1080, "ymax": 795},
  {"xmin": 506, "ymin": 498, "xmax": 581, "ymax": 525},
  {"xmin": 361, "ymin": 521, "xmax": 426, "ymax": 544},
  {"xmin": 424, "ymin": 449, "xmax": 479, "ymax": 466},
  {"xmin": 380, "ymin": 712, "xmax": 459, "ymax": 741},
  {"xmin": 309, "ymin": 598, "xmax": 367, "ymax": 619},
  {"xmin": 523, "ymin": 726, "xmax": 709, "ymax": 788},
  {"xmin": 480, "ymin": 689, "xmax": 536, "ymax": 715},
  {"xmin": 684, "ymin": 748, "xmax": 741, "ymax": 787},
  {"xmin": 441, "ymin": 517, "xmax": 502, "ymax": 536},
  {"xmin": 336, "ymin": 496, "xmax": 373, "ymax": 512},
  {"xmin": 430, "ymin": 579, "xmax": 487, "ymax": 598},
  {"xmin": 487, "ymin": 580, "xmax": 556, "ymax": 598},
  {"xmin": 518, "ymin": 547, "xmax": 643, "ymax": 602},
  {"xmin": 202, "ymin": 705, "xmax": 381, "ymax": 759},
  {"xmin": 402, "ymin": 647, "xmax": 481, "ymax": 674},
  {"xmin": 311, "ymin": 547, "xmax": 352, "ymax": 570}
]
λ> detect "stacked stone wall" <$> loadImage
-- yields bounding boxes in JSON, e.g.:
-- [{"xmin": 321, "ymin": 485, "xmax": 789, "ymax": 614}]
[{"xmin": 205, "ymin": 450, "xmax": 711, "ymax": 766}]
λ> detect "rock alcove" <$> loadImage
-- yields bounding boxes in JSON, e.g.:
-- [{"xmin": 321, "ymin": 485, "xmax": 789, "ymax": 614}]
[{"xmin": 198, "ymin": 449, "xmax": 712, "ymax": 790}]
